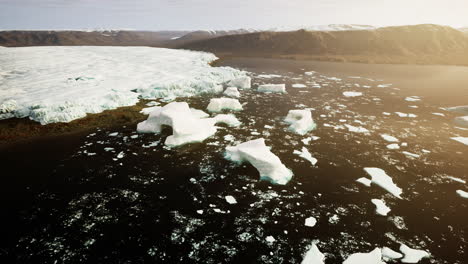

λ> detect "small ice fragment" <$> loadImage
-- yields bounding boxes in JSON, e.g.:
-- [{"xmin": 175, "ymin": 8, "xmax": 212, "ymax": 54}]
[
  {"xmin": 228, "ymin": 76, "xmax": 251, "ymax": 89},
  {"xmin": 116, "ymin": 151, "xmax": 125, "ymax": 159},
  {"xmin": 258, "ymin": 84, "xmax": 286, "ymax": 93},
  {"xmin": 293, "ymin": 147, "xmax": 318, "ymax": 166},
  {"xmin": 399, "ymin": 244, "xmax": 430, "ymax": 263},
  {"xmin": 265, "ymin": 236, "xmax": 276, "ymax": 243},
  {"xmin": 446, "ymin": 176, "xmax": 466, "ymax": 184},
  {"xmin": 432, "ymin": 112, "xmax": 445, "ymax": 116},
  {"xmin": 304, "ymin": 217, "xmax": 317, "ymax": 227},
  {"xmin": 223, "ymin": 87, "xmax": 241, "ymax": 98},
  {"xmin": 343, "ymin": 91, "xmax": 362, "ymax": 97},
  {"xmin": 225, "ymin": 195, "xmax": 237, "ymax": 204},
  {"xmin": 456, "ymin": 190, "xmax": 468, "ymax": 198},
  {"xmin": 285, "ymin": 109, "xmax": 317, "ymax": 135},
  {"xmin": 292, "ymin": 84, "xmax": 307, "ymax": 88},
  {"xmin": 109, "ymin": 132, "xmax": 118, "ymax": 136},
  {"xmin": 343, "ymin": 248, "xmax": 384, "ymax": 264},
  {"xmin": 196, "ymin": 210, "xmax": 203, "ymax": 215},
  {"xmin": 405, "ymin": 96, "xmax": 421, "ymax": 102},
  {"xmin": 364, "ymin": 168, "xmax": 403, "ymax": 199},
  {"xmin": 356, "ymin": 177, "xmax": 372, "ymax": 187},
  {"xmin": 371, "ymin": 199, "xmax": 391, "ymax": 216},
  {"xmin": 345, "ymin": 124, "xmax": 369, "ymax": 133},
  {"xmin": 387, "ymin": 144, "xmax": 400, "ymax": 150},
  {"xmin": 381, "ymin": 134, "xmax": 399, "ymax": 142},
  {"xmin": 402, "ymin": 151, "xmax": 420, "ymax": 158},
  {"xmin": 207, "ymin": 98, "xmax": 243, "ymax": 112}
]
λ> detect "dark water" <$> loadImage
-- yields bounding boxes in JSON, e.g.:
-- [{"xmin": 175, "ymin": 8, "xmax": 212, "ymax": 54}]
[{"xmin": 1, "ymin": 60, "xmax": 467, "ymax": 263}]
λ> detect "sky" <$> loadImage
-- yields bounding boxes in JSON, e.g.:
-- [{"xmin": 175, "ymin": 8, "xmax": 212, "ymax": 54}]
[{"xmin": 0, "ymin": 0, "xmax": 467, "ymax": 30}]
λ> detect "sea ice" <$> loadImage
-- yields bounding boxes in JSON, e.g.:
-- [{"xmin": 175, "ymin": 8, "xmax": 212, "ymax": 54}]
[
  {"xmin": 140, "ymin": 106, "xmax": 161, "ymax": 115},
  {"xmin": 405, "ymin": 96, "xmax": 421, "ymax": 102},
  {"xmin": 304, "ymin": 217, "xmax": 317, "ymax": 227},
  {"xmin": 381, "ymin": 134, "xmax": 399, "ymax": 142},
  {"xmin": 399, "ymin": 244, "xmax": 430, "ymax": 263},
  {"xmin": 345, "ymin": 124, "xmax": 369, "ymax": 133},
  {"xmin": 371, "ymin": 199, "xmax": 391, "ymax": 216},
  {"xmin": 364, "ymin": 168, "xmax": 403, "ymax": 199},
  {"xmin": 356, "ymin": 177, "xmax": 372, "ymax": 187},
  {"xmin": 0, "ymin": 46, "xmax": 246, "ymax": 124},
  {"xmin": 285, "ymin": 109, "xmax": 317, "ymax": 135},
  {"xmin": 292, "ymin": 84, "xmax": 307, "ymax": 88},
  {"xmin": 343, "ymin": 91, "xmax": 363, "ymax": 97},
  {"xmin": 456, "ymin": 190, "xmax": 468, "ymax": 198},
  {"xmin": 225, "ymin": 195, "xmax": 238, "ymax": 204},
  {"xmin": 225, "ymin": 138, "xmax": 293, "ymax": 185},
  {"xmin": 228, "ymin": 76, "xmax": 251, "ymax": 89},
  {"xmin": 223, "ymin": 87, "xmax": 241, "ymax": 98},
  {"xmin": 395, "ymin": 112, "xmax": 417, "ymax": 118},
  {"xmin": 293, "ymin": 147, "xmax": 318, "ymax": 166},
  {"xmin": 265, "ymin": 236, "xmax": 276, "ymax": 243},
  {"xmin": 451, "ymin": 137, "xmax": 468, "ymax": 145},
  {"xmin": 387, "ymin": 144, "xmax": 400, "ymax": 150},
  {"xmin": 381, "ymin": 247, "xmax": 403, "ymax": 261},
  {"xmin": 206, "ymin": 98, "xmax": 243, "ymax": 112},
  {"xmin": 454, "ymin": 116, "xmax": 468, "ymax": 127},
  {"xmin": 402, "ymin": 151, "xmax": 420, "ymax": 158},
  {"xmin": 258, "ymin": 84, "xmax": 286, "ymax": 93},
  {"xmin": 137, "ymin": 102, "xmax": 240, "ymax": 147},
  {"xmin": 301, "ymin": 244, "xmax": 325, "ymax": 264},
  {"xmin": 343, "ymin": 248, "xmax": 385, "ymax": 264}
]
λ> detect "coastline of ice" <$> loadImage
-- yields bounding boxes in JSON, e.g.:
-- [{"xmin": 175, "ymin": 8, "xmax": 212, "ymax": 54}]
[{"xmin": 0, "ymin": 46, "xmax": 246, "ymax": 124}]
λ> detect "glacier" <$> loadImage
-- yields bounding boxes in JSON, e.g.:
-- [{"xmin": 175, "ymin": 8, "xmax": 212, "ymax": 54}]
[{"xmin": 0, "ymin": 46, "xmax": 246, "ymax": 124}]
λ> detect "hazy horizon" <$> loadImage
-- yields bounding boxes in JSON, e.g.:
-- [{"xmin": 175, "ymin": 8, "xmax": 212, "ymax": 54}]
[{"xmin": 1, "ymin": 0, "xmax": 467, "ymax": 31}]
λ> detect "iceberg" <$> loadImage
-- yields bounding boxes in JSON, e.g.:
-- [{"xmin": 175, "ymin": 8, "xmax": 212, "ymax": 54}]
[
  {"xmin": 343, "ymin": 248, "xmax": 385, "ymax": 264},
  {"xmin": 364, "ymin": 168, "xmax": 403, "ymax": 199},
  {"xmin": 206, "ymin": 98, "xmax": 243, "ymax": 113},
  {"xmin": 285, "ymin": 109, "xmax": 317, "ymax": 135},
  {"xmin": 223, "ymin": 87, "xmax": 241, "ymax": 98},
  {"xmin": 301, "ymin": 244, "xmax": 325, "ymax": 264},
  {"xmin": 0, "ymin": 46, "xmax": 246, "ymax": 124},
  {"xmin": 258, "ymin": 84, "xmax": 286, "ymax": 93},
  {"xmin": 400, "ymin": 244, "xmax": 430, "ymax": 263},
  {"xmin": 225, "ymin": 138, "xmax": 293, "ymax": 185},
  {"xmin": 137, "ymin": 102, "xmax": 240, "ymax": 147},
  {"xmin": 371, "ymin": 199, "xmax": 391, "ymax": 216}
]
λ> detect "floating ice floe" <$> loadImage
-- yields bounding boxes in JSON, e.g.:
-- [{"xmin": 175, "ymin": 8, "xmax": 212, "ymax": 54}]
[
  {"xmin": 381, "ymin": 134, "xmax": 399, "ymax": 142},
  {"xmin": 302, "ymin": 136, "xmax": 320, "ymax": 144},
  {"xmin": 292, "ymin": 84, "xmax": 307, "ymax": 88},
  {"xmin": 293, "ymin": 147, "xmax": 318, "ymax": 166},
  {"xmin": 228, "ymin": 76, "xmax": 251, "ymax": 89},
  {"xmin": 405, "ymin": 96, "xmax": 421, "ymax": 102},
  {"xmin": 454, "ymin": 116, "xmax": 468, "ymax": 127},
  {"xmin": 432, "ymin": 112, "xmax": 445, "ymax": 117},
  {"xmin": 371, "ymin": 199, "xmax": 391, "ymax": 216},
  {"xmin": 146, "ymin": 101, "xmax": 160, "ymax": 106},
  {"xmin": 343, "ymin": 248, "xmax": 385, "ymax": 264},
  {"xmin": 0, "ymin": 46, "xmax": 246, "ymax": 124},
  {"xmin": 387, "ymin": 144, "xmax": 400, "ymax": 150},
  {"xmin": 225, "ymin": 195, "xmax": 238, "ymax": 204},
  {"xmin": 364, "ymin": 168, "xmax": 403, "ymax": 199},
  {"xmin": 225, "ymin": 138, "xmax": 293, "ymax": 185},
  {"xmin": 450, "ymin": 137, "xmax": 468, "ymax": 145},
  {"xmin": 345, "ymin": 124, "xmax": 369, "ymax": 133},
  {"xmin": 402, "ymin": 151, "xmax": 420, "ymax": 158},
  {"xmin": 356, "ymin": 177, "xmax": 372, "ymax": 187},
  {"xmin": 137, "ymin": 102, "xmax": 240, "ymax": 147},
  {"xmin": 140, "ymin": 106, "xmax": 161, "ymax": 115},
  {"xmin": 258, "ymin": 84, "xmax": 286, "ymax": 93},
  {"xmin": 301, "ymin": 243, "xmax": 325, "ymax": 264},
  {"xmin": 456, "ymin": 190, "xmax": 468, "ymax": 198},
  {"xmin": 446, "ymin": 176, "xmax": 466, "ymax": 184},
  {"xmin": 343, "ymin": 91, "xmax": 363, "ymax": 97},
  {"xmin": 265, "ymin": 236, "xmax": 276, "ymax": 243},
  {"xmin": 399, "ymin": 244, "xmax": 430, "ymax": 263},
  {"xmin": 223, "ymin": 87, "xmax": 241, "ymax": 98},
  {"xmin": 381, "ymin": 247, "xmax": 403, "ymax": 261},
  {"xmin": 257, "ymin": 74, "xmax": 282, "ymax": 78},
  {"xmin": 206, "ymin": 98, "xmax": 243, "ymax": 113},
  {"xmin": 304, "ymin": 217, "xmax": 317, "ymax": 227},
  {"xmin": 285, "ymin": 109, "xmax": 317, "ymax": 135},
  {"xmin": 395, "ymin": 112, "xmax": 417, "ymax": 118}
]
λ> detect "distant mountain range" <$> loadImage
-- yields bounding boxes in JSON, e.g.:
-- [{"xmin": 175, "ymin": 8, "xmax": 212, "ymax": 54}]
[{"xmin": 2, "ymin": 24, "xmax": 468, "ymax": 65}]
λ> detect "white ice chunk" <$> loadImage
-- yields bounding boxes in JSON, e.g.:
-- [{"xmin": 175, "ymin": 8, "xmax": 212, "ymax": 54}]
[
  {"xmin": 456, "ymin": 190, "xmax": 468, "ymax": 198},
  {"xmin": 345, "ymin": 124, "xmax": 369, "ymax": 133},
  {"xmin": 213, "ymin": 114, "xmax": 242, "ymax": 127},
  {"xmin": 364, "ymin": 168, "xmax": 403, "ymax": 199},
  {"xmin": 140, "ymin": 106, "xmax": 161, "ymax": 115},
  {"xmin": 343, "ymin": 248, "xmax": 385, "ymax": 264},
  {"xmin": 292, "ymin": 84, "xmax": 307, "ymax": 88},
  {"xmin": 400, "ymin": 244, "xmax": 430, "ymax": 263},
  {"xmin": 265, "ymin": 236, "xmax": 276, "ymax": 243},
  {"xmin": 454, "ymin": 116, "xmax": 468, "ymax": 127},
  {"xmin": 304, "ymin": 217, "xmax": 317, "ymax": 227},
  {"xmin": 446, "ymin": 176, "xmax": 466, "ymax": 184},
  {"xmin": 356, "ymin": 177, "xmax": 372, "ymax": 187},
  {"xmin": 431, "ymin": 112, "xmax": 445, "ymax": 117},
  {"xmin": 451, "ymin": 137, "xmax": 468, "ymax": 145},
  {"xmin": 402, "ymin": 151, "xmax": 420, "ymax": 158},
  {"xmin": 285, "ymin": 109, "xmax": 317, "ymax": 135},
  {"xmin": 228, "ymin": 76, "xmax": 251, "ymax": 89},
  {"xmin": 381, "ymin": 247, "xmax": 403, "ymax": 261},
  {"xmin": 0, "ymin": 46, "xmax": 246, "ymax": 124},
  {"xmin": 258, "ymin": 84, "xmax": 286, "ymax": 93},
  {"xmin": 395, "ymin": 112, "xmax": 417, "ymax": 118},
  {"xmin": 405, "ymin": 96, "xmax": 421, "ymax": 102},
  {"xmin": 207, "ymin": 98, "xmax": 243, "ymax": 112},
  {"xmin": 387, "ymin": 144, "xmax": 400, "ymax": 150},
  {"xmin": 190, "ymin": 108, "xmax": 210, "ymax": 119},
  {"xmin": 371, "ymin": 199, "xmax": 391, "ymax": 216},
  {"xmin": 301, "ymin": 244, "xmax": 325, "ymax": 264},
  {"xmin": 137, "ymin": 102, "xmax": 239, "ymax": 147},
  {"xmin": 223, "ymin": 87, "xmax": 241, "ymax": 98},
  {"xmin": 343, "ymin": 91, "xmax": 363, "ymax": 97},
  {"xmin": 225, "ymin": 195, "xmax": 237, "ymax": 204},
  {"xmin": 225, "ymin": 138, "xmax": 293, "ymax": 185},
  {"xmin": 381, "ymin": 134, "xmax": 399, "ymax": 142},
  {"xmin": 294, "ymin": 147, "xmax": 318, "ymax": 166}
]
